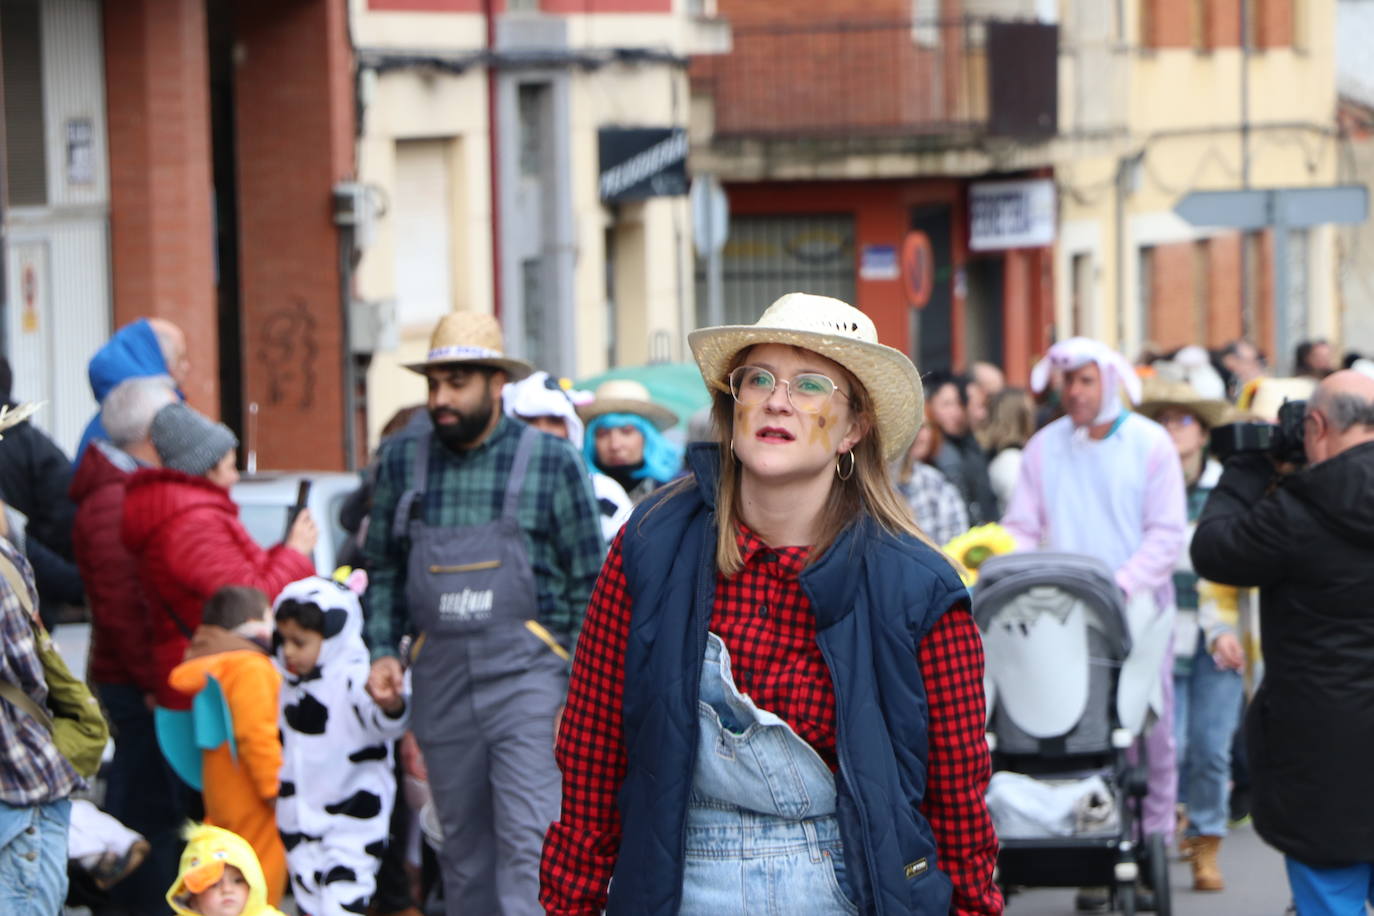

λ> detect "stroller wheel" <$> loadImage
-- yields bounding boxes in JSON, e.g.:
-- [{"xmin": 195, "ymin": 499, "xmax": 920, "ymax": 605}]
[
  {"xmin": 1143, "ymin": 833, "xmax": 1173, "ymax": 916},
  {"xmin": 1116, "ymin": 882, "xmax": 1136, "ymax": 916}
]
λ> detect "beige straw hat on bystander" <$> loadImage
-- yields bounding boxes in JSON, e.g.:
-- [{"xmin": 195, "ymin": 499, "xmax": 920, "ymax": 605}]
[
  {"xmin": 1136, "ymin": 377, "xmax": 1232, "ymax": 430},
  {"xmin": 404, "ymin": 311, "xmax": 534, "ymax": 381},
  {"xmin": 577, "ymin": 379, "xmax": 679, "ymax": 431},
  {"xmin": 688, "ymin": 293, "xmax": 923, "ymax": 461}
]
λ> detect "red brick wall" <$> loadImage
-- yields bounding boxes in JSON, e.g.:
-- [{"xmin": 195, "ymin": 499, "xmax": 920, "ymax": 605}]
[
  {"xmin": 1205, "ymin": 0, "xmax": 1241, "ymax": 49},
  {"xmin": 368, "ymin": 0, "xmax": 670, "ymax": 10},
  {"xmin": 103, "ymin": 0, "xmax": 219, "ymax": 415},
  {"xmin": 1140, "ymin": 0, "xmax": 1193, "ymax": 48},
  {"xmin": 1206, "ymin": 233, "xmax": 1243, "ymax": 346},
  {"xmin": 1142, "ymin": 0, "xmax": 1247, "ymax": 49},
  {"xmin": 694, "ymin": 0, "xmax": 967, "ymax": 136},
  {"xmin": 232, "ymin": 0, "xmax": 354, "ymax": 470},
  {"xmin": 1146, "ymin": 233, "xmax": 1252, "ymax": 352},
  {"xmin": 1255, "ymin": 0, "xmax": 1294, "ymax": 49},
  {"xmin": 1146, "ymin": 242, "xmax": 1194, "ymax": 349}
]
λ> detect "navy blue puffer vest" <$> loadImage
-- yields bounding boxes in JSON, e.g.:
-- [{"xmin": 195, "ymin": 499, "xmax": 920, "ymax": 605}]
[{"xmin": 606, "ymin": 444, "xmax": 970, "ymax": 915}]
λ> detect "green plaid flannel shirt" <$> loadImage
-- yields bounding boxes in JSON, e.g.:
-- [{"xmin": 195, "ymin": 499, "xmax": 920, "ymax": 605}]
[{"xmin": 363, "ymin": 414, "xmax": 606, "ymax": 660}]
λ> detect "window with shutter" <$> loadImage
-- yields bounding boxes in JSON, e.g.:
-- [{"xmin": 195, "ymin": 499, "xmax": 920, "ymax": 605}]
[{"xmin": 1, "ymin": 0, "xmax": 48, "ymax": 207}]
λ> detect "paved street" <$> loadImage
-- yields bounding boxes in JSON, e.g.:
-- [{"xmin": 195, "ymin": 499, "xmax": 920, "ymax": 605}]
[{"xmin": 1007, "ymin": 821, "xmax": 1294, "ymax": 915}]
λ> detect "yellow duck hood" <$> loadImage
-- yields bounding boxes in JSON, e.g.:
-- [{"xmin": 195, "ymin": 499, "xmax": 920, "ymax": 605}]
[{"xmin": 167, "ymin": 823, "xmax": 284, "ymax": 916}]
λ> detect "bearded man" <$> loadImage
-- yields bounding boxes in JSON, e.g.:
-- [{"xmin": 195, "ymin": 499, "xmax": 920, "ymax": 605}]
[{"xmin": 363, "ymin": 312, "xmax": 604, "ymax": 916}]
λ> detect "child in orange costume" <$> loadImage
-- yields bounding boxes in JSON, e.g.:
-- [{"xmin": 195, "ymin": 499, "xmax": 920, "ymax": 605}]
[{"xmin": 167, "ymin": 586, "xmax": 286, "ymax": 905}]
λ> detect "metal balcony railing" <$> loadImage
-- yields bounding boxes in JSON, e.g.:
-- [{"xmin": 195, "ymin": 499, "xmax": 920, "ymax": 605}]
[{"xmin": 690, "ymin": 16, "xmax": 1058, "ymax": 142}]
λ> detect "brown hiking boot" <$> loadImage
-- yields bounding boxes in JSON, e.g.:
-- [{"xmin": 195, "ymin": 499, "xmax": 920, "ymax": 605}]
[{"xmin": 1191, "ymin": 835, "xmax": 1224, "ymax": 891}]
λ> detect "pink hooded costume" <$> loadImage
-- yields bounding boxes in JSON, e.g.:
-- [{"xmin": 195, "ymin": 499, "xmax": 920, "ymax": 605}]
[{"xmin": 1001, "ymin": 337, "xmax": 1187, "ymax": 839}]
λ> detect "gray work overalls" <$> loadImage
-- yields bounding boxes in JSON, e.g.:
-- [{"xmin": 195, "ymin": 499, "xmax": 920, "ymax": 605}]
[{"xmin": 393, "ymin": 427, "xmax": 567, "ymax": 916}]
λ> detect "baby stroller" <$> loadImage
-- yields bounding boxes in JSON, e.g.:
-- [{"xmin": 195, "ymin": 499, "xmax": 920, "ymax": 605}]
[{"xmin": 974, "ymin": 552, "xmax": 1174, "ymax": 915}]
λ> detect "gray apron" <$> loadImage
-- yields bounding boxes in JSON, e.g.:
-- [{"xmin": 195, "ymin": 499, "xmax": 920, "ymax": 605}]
[{"xmin": 394, "ymin": 427, "xmax": 567, "ymax": 916}]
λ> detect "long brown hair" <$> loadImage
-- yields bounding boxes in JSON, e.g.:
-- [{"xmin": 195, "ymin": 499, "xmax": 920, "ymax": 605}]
[
  {"xmin": 897, "ymin": 403, "xmax": 944, "ymax": 487},
  {"xmin": 708, "ymin": 347, "xmax": 944, "ymax": 577},
  {"xmin": 981, "ymin": 387, "xmax": 1035, "ymax": 455}
]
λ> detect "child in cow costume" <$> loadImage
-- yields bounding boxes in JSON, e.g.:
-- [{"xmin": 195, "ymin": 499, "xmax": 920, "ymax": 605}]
[{"xmin": 273, "ymin": 573, "xmax": 409, "ymax": 916}]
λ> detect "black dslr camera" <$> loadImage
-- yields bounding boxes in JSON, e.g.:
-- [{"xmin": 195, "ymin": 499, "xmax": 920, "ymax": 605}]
[{"xmin": 1209, "ymin": 399, "xmax": 1308, "ymax": 465}]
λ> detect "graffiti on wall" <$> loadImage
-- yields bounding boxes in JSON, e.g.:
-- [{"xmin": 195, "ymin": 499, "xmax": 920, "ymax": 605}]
[{"xmin": 257, "ymin": 298, "xmax": 319, "ymax": 410}]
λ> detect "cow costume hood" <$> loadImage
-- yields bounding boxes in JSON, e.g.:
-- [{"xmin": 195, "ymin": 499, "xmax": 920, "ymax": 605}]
[{"xmin": 272, "ymin": 574, "xmax": 409, "ymax": 915}]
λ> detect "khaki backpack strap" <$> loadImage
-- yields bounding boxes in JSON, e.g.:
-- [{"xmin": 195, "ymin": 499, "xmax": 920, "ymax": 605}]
[
  {"xmin": 0, "ymin": 679, "xmax": 52, "ymax": 732},
  {"xmin": 0, "ymin": 549, "xmax": 36, "ymax": 620},
  {"xmin": 0, "ymin": 549, "xmax": 54, "ymax": 731}
]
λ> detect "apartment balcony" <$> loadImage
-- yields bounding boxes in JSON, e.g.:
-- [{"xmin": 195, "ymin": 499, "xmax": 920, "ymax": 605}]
[{"xmin": 690, "ymin": 16, "xmax": 1059, "ymax": 180}]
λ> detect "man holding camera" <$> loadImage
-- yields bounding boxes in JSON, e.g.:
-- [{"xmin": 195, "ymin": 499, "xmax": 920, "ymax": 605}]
[{"xmin": 1192, "ymin": 369, "xmax": 1374, "ymax": 913}]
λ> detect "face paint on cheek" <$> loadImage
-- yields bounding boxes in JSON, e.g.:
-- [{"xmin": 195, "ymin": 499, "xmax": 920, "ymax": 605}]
[
  {"xmin": 808, "ymin": 405, "xmax": 842, "ymax": 448},
  {"xmin": 735, "ymin": 406, "xmax": 754, "ymax": 440}
]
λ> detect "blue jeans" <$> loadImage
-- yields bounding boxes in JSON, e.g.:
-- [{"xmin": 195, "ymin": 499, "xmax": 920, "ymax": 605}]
[
  {"xmin": 1173, "ymin": 632, "xmax": 1244, "ymax": 836},
  {"xmin": 0, "ymin": 797, "xmax": 71, "ymax": 915},
  {"xmin": 680, "ymin": 634, "xmax": 858, "ymax": 915},
  {"xmin": 99, "ymin": 681, "xmax": 194, "ymax": 913},
  {"xmin": 1286, "ymin": 857, "xmax": 1374, "ymax": 915}
]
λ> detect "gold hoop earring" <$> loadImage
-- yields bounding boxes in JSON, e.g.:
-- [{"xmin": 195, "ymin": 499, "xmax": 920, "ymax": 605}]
[{"xmin": 836, "ymin": 450, "xmax": 856, "ymax": 481}]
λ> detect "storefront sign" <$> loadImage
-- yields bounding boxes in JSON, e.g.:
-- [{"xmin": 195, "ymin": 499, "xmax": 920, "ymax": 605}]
[
  {"xmin": 969, "ymin": 178, "xmax": 1056, "ymax": 251},
  {"xmin": 599, "ymin": 128, "xmax": 689, "ymax": 203},
  {"xmin": 859, "ymin": 244, "xmax": 898, "ymax": 281}
]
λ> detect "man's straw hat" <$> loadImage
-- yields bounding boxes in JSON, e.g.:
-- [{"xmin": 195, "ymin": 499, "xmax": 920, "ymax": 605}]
[
  {"xmin": 688, "ymin": 293, "xmax": 922, "ymax": 461},
  {"xmin": 1136, "ymin": 377, "xmax": 1232, "ymax": 430},
  {"xmin": 577, "ymin": 379, "xmax": 679, "ymax": 431},
  {"xmin": 404, "ymin": 312, "xmax": 533, "ymax": 380}
]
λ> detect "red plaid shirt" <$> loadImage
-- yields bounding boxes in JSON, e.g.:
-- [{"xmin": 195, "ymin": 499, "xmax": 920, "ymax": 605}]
[{"xmin": 541, "ymin": 526, "xmax": 1003, "ymax": 915}]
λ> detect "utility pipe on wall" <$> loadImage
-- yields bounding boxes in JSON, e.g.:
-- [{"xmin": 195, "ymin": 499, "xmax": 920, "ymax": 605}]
[{"xmin": 485, "ymin": 0, "xmax": 503, "ymax": 321}]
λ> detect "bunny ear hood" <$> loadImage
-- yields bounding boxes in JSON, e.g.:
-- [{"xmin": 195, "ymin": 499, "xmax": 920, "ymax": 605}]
[{"xmin": 1030, "ymin": 337, "xmax": 1141, "ymax": 426}]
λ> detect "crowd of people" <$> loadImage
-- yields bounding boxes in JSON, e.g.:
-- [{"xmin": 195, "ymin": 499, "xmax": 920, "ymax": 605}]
[{"xmin": 1, "ymin": 297, "xmax": 1372, "ymax": 916}]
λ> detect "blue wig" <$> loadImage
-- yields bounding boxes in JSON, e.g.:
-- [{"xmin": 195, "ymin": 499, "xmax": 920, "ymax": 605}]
[{"xmin": 584, "ymin": 412, "xmax": 683, "ymax": 485}]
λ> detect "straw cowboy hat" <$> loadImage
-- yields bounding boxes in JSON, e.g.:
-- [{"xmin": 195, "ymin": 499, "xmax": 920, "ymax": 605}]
[
  {"xmin": 688, "ymin": 292, "xmax": 923, "ymax": 461},
  {"xmin": 577, "ymin": 379, "xmax": 679, "ymax": 431},
  {"xmin": 403, "ymin": 312, "xmax": 534, "ymax": 380},
  {"xmin": 0, "ymin": 402, "xmax": 40, "ymax": 439},
  {"xmin": 1136, "ymin": 377, "xmax": 1232, "ymax": 430}
]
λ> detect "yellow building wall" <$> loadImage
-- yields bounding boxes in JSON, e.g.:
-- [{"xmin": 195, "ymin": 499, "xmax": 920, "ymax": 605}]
[
  {"xmin": 1056, "ymin": 0, "xmax": 1338, "ymax": 359},
  {"xmin": 349, "ymin": 5, "xmax": 700, "ymax": 450}
]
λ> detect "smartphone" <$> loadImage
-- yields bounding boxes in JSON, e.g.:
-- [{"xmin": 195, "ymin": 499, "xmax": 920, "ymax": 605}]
[{"xmin": 285, "ymin": 480, "xmax": 312, "ymax": 539}]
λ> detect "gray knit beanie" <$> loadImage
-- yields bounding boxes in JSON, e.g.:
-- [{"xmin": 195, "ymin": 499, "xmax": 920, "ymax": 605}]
[{"xmin": 150, "ymin": 402, "xmax": 238, "ymax": 477}]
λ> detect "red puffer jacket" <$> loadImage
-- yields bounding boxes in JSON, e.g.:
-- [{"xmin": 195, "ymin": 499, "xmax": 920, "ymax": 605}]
[
  {"xmin": 69, "ymin": 443, "xmax": 159, "ymax": 693},
  {"xmin": 121, "ymin": 467, "xmax": 314, "ymax": 708}
]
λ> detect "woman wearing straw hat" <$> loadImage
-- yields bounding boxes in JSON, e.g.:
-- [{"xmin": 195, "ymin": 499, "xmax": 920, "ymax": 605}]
[
  {"xmin": 1137, "ymin": 377, "xmax": 1245, "ymax": 894},
  {"xmin": 578, "ymin": 379, "xmax": 684, "ymax": 503},
  {"xmin": 542, "ymin": 294, "xmax": 1002, "ymax": 915}
]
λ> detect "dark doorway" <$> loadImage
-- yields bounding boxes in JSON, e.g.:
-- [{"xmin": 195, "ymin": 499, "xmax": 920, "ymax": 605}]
[
  {"xmin": 206, "ymin": 0, "xmax": 243, "ymax": 450},
  {"xmin": 910, "ymin": 204, "xmax": 953, "ymax": 372},
  {"xmin": 964, "ymin": 256, "xmax": 1005, "ymax": 367}
]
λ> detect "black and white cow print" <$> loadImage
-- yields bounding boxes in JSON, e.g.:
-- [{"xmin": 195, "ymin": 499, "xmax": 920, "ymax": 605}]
[{"xmin": 274, "ymin": 576, "xmax": 409, "ymax": 916}]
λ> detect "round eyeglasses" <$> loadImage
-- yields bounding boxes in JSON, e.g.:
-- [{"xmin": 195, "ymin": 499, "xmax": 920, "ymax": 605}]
[{"xmin": 727, "ymin": 366, "xmax": 849, "ymax": 414}]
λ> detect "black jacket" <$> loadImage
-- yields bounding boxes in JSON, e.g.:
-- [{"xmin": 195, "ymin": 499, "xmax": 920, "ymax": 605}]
[
  {"xmin": 933, "ymin": 433, "xmax": 998, "ymax": 525},
  {"xmin": 0, "ymin": 417, "xmax": 76, "ymax": 559},
  {"xmin": 1191, "ymin": 442, "xmax": 1374, "ymax": 867}
]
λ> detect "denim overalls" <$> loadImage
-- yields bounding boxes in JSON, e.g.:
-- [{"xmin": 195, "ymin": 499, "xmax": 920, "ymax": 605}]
[{"xmin": 681, "ymin": 632, "xmax": 859, "ymax": 915}]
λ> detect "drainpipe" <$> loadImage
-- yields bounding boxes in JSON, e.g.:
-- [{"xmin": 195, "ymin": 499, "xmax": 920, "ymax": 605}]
[
  {"xmin": 1239, "ymin": 0, "xmax": 1253, "ymax": 339},
  {"xmin": 486, "ymin": 0, "xmax": 503, "ymax": 321}
]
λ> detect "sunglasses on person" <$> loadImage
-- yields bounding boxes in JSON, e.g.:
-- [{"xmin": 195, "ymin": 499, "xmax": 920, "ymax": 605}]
[{"xmin": 728, "ymin": 366, "xmax": 850, "ymax": 415}]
